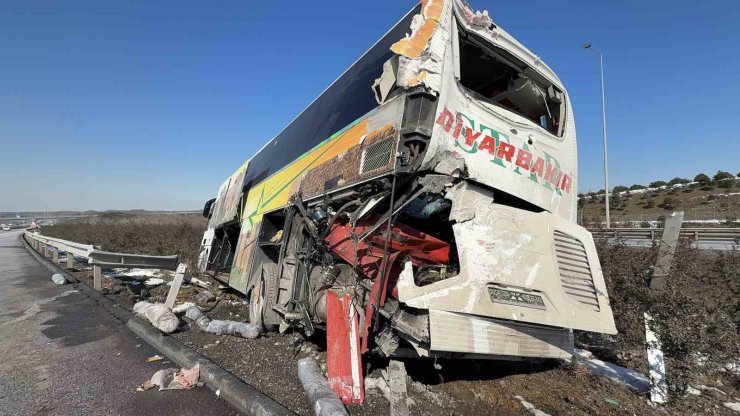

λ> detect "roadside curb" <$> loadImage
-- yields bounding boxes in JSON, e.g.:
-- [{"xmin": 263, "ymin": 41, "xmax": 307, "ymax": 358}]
[{"xmin": 20, "ymin": 233, "xmax": 295, "ymax": 416}]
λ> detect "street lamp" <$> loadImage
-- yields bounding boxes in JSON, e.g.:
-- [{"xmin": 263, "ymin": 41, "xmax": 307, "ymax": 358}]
[{"xmin": 582, "ymin": 42, "xmax": 610, "ymax": 228}]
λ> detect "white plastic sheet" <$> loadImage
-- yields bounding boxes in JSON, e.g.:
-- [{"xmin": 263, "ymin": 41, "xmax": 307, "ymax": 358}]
[
  {"xmin": 184, "ymin": 306, "xmax": 260, "ymax": 339},
  {"xmin": 133, "ymin": 301, "xmax": 179, "ymax": 333}
]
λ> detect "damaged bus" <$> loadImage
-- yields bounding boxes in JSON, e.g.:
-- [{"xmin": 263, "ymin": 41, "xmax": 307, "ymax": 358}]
[{"xmin": 199, "ymin": 0, "xmax": 617, "ymax": 404}]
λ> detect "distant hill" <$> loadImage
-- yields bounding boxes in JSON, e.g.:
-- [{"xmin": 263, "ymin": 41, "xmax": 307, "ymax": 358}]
[
  {"xmin": 578, "ymin": 171, "xmax": 739, "ymax": 226},
  {"xmin": 0, "ymin": 209, "xmax": 198, "ymax": 219}
]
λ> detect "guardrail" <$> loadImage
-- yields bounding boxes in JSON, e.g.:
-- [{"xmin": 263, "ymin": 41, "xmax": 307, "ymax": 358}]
[
  {"xmin": 24, "ymin": 231, "xmax": 179, "ymax": 290},
  {"xmin": 589, "ymin": 227, "xmax": 739, "ymax": 250}
]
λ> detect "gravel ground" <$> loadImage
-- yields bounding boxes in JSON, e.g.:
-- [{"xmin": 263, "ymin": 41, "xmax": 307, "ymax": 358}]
[{"xmin": 61, "ymin": 259, "xmax": 738, "ymax": 416}]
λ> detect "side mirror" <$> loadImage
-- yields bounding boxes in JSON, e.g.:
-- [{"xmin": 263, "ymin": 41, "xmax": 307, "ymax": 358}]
[{"xmin": 202, "ymin": 198, "xmax": 216, "ymax": 219}]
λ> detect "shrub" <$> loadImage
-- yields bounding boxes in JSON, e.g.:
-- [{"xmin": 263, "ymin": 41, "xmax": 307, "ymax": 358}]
[
  {"xmin": 718, "ymin": 179, "xmax": 734, "ymax": 189},
  {"xmin": 659, "ymin": 196, "xmax": 677, "ymax": 210},
  {"xmin": 41, "ymin": 214, "xmax": 207, "ymax": 275},
  {"xmin": 694, "ymin": 173, "xmax": 711, "ymax": 185},
  {"xmin": 650, "ymin": 180, "xmax": 668, "ymax": 188},
  {"xmin": 713, "ymin": 170, "xmax": 734, "ymax": 181},
  {"xmin": 668, "ymin": 177, "xmax": 689, "ymax": 186},
  {"xmin": 613, "ymin": 185, "xmax": 629, "ymax": 194},
  {"xmin": 630, "ymin": 184, "xmax": 646, "ymax": 190}
]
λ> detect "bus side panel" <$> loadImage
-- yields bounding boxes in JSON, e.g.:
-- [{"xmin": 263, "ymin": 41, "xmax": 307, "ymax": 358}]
[
  {"xmin": 228, "ymin": 117, "xmax": 370, "ymax": 293},
  {"xmin": 226, "ymin": 95, "xmax": 406, "ymax": 294}
]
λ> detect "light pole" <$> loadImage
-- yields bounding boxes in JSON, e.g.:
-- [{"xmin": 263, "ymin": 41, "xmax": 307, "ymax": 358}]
[{"xmin": 582, "ymin": 42, "xmax": 610, "ymax": 228}]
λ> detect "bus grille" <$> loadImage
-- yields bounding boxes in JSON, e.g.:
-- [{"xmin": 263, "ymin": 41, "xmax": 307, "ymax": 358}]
[
  {"xmin": 553, "ymin": 230, "xmax": 600, "ymax": 311},
  {"xmin": 360, "ymin": 137, "xmax": 394, "ymax": 174}
]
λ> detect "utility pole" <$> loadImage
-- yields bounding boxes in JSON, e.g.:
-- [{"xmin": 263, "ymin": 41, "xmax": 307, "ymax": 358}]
[{"xmin": 583, "ymin": 42, "xmax": 610, "ymax": 228}]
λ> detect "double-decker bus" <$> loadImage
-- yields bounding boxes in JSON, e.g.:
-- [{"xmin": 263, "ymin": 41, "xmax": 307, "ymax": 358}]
[{"xmin": 199, "ymin": 0, "xmax": 616, "ymax": 404}]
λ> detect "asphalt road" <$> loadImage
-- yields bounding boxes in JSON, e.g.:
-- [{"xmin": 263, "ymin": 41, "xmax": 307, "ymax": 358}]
[{"xmin": 0, "ymin": 230, "xmax": 239, "ymax": 416}]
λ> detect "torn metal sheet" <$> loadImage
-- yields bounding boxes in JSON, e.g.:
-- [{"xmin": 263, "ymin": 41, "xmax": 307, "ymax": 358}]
[
  {"xmin": 390, "ymin": 0, "xmax": 445, "ymax": 59},
  {"xmin": 374, "ymin": 0, "xmax": 451, "ymax": 97},
  {"xmin": 197, "ymin": 227, "xmax": 215, "ymax": 272},
  {"xmin": 397, "ymin": 182, "xmax": 616, "ymax": 334}
]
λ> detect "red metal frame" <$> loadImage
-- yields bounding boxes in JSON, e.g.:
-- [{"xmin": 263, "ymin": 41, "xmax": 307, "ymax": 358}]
[{"xmin": 323, "ymin": 217, "xmax": 449, "ymax": 403}]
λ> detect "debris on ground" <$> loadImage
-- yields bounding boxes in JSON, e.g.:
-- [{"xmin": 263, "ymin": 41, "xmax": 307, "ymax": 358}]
[
  {"xmin": 388, "ymin": 360, "xmax": 410, "ymax": 416},
  {"xmin": 573, "ymin": 349, "xmax": 649, "ymax": 392},
  {"xmin": 514, "ymin": 395, "xmax": 551, "ymax": 416},
  {"xmin": 133, "ymin": 301, "xmax": 179, "ymax": 333},
  {"xmin": 172, "ymin": 302, "xmax": 196, "ymax": 314},
  {"xmin": 51, "ymin": 274, "xmax": 66, "ymax": 285},
  {"xmin": 144, "ymin": 277, "xmax": 166, "ymax": 287},
  {"xmin": 194, "ymin": 290, "xmax": 217, "ymax": 309},
  {"xmin": 644, "ymin": 312, "xmax": 668, "ymax": 404},
  {"xmin": 297, "ymin": 357, "xmax": 348, "ymax": 416},
  {"xmin": 137, "ymin": 380, "xmax": 156, "ymax": 391},
  {"xmin": 147, "ymin": 355, "xmax": 164, "ymax": 363},
  {"xmin": 184, "ymin": 305, "xmax": 260, "ymax": 339},
  {"xmin": 364, "ymin": 376, "xmax": 391, "ymax": 402},
  {"xmin": 187, "ymin": 276, "xmax": 211, "ymax": 289},
  {"xmin": 149, "ymin": 364, "xmax": 201, "ymax": 391}
]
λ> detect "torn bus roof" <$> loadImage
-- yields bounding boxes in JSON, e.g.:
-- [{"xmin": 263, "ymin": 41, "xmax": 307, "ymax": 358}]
[
  {"xmin": 375, "ymin": 0, "xmax": 451, "ymax": 96},
  {"xmin": 390, "ymin": 0, "xmax": 445, "ymax": 59}
]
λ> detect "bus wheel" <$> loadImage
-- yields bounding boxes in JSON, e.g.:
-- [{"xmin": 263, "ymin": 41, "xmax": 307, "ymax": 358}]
[{"xmin": 249, "ymin": 264, "xmax": 278, "ymax": 332}]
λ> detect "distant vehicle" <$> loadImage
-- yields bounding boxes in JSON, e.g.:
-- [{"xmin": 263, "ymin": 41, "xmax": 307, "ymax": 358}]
[
  {"xmin": 1, "ymin": 226, "xmax": 10, "ymax": 231},
  {"xmin": 198, "ymin": 0, "xmax": 616, "ymax": 404}
]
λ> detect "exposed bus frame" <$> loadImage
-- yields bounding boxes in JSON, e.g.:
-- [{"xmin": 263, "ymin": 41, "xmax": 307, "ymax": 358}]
[{"xmin": 199, "ymin": 0, "xmax": 616, "ymax": 404}]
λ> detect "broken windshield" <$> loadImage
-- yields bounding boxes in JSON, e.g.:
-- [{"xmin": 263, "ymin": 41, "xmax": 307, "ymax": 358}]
[{"xmin": 457, "ymin": 28, "xmax": 565, "ymax": 136}]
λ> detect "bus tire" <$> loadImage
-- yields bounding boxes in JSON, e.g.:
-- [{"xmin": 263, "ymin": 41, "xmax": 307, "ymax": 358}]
[{"xmin": 249, "ymin": 263, "xmax": 279, "ymax": 332}]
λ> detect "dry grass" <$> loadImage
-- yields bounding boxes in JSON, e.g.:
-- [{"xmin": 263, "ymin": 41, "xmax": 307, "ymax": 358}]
[
  {"xmin": 41, "ymin": 213, "xmax": 207, "ymax": 274},
  {"xmin": 42, "ymin": 213, "xmax": 738, "ymax": 391},
  {"xmin": 580, "ymin": 239, "xmax": 739, "ymax": 390}
]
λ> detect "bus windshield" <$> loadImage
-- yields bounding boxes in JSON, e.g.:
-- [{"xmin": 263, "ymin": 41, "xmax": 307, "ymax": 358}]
[{"xmin": 458, "ymin": 28, "xmax": 565, "ymax": 136}]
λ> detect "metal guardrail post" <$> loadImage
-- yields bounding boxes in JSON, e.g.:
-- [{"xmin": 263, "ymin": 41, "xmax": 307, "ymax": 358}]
[
  {"xmin": 66, "ymin": 253, "xmax": 75, "ymax": 270},
  {"xmin": 93, "ymin": 266, "xmax": 102, "ymax": 292},
  {"xmin": 650, "ymin": 212, "xmax": 684, "ymax": 291},
  {"xmin": 165, "ymin": 264, "xmax": 188, "ymax": 309}
]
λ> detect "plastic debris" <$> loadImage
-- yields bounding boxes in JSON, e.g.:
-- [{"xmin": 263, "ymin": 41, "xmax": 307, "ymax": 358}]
[
  {"xmin": 514, "ymin": 395, "xmax": 551, "ymax": 416},
  {"xmin": 133, "ymin": 301, "xmax": 179, "ymax": 333},
  {"xmin": 604, "ymin": 398, "xmax": 619, "ymax": 406},
  {"xmin": 137, "ymin": 380, "xmax": 156, "ymax": 391},
  {"xmin": 573, "ymin": 349, "xmax": 650, "ymax": 392},
  {"xmin": 724, "ymin": 402, "xmax": 740, "ymax": 412},
  {"xmin": 51, "ymin": 274, "xmax": 66, "ymax": 285},
  {"xmin": 184, "ymin": 306, "xmax": 260, "ymax": 339},
  {"xmin": 149, "ymin": 364, "xmax": 201, "ymax": 391},
  {"xmin": 188, "ymin": 276, "xmax": 211, "ymax": 289},
  {"xmin": 297, "ymin": 357, "xmax": 348, "ymax": 416},
  {"xmin": 172, "ymin": 302, "xmax": 196, "ymax": 314},
  {"xmin": 144, "ymin": 278, "xmax": 165, "ymax": 287},
  {"xmin": 147, "ymin": 355, "xmax": 164, "ymax": 362},
  {"xmin": 194, "ymin": 290, "xmax": 217, "ymax": 309}
]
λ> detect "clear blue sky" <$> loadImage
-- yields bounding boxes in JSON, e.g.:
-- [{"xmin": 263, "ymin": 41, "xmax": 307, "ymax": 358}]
[{"xmin": 1, "ymin": 0, "xmax": 738, "ymax": 211}]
